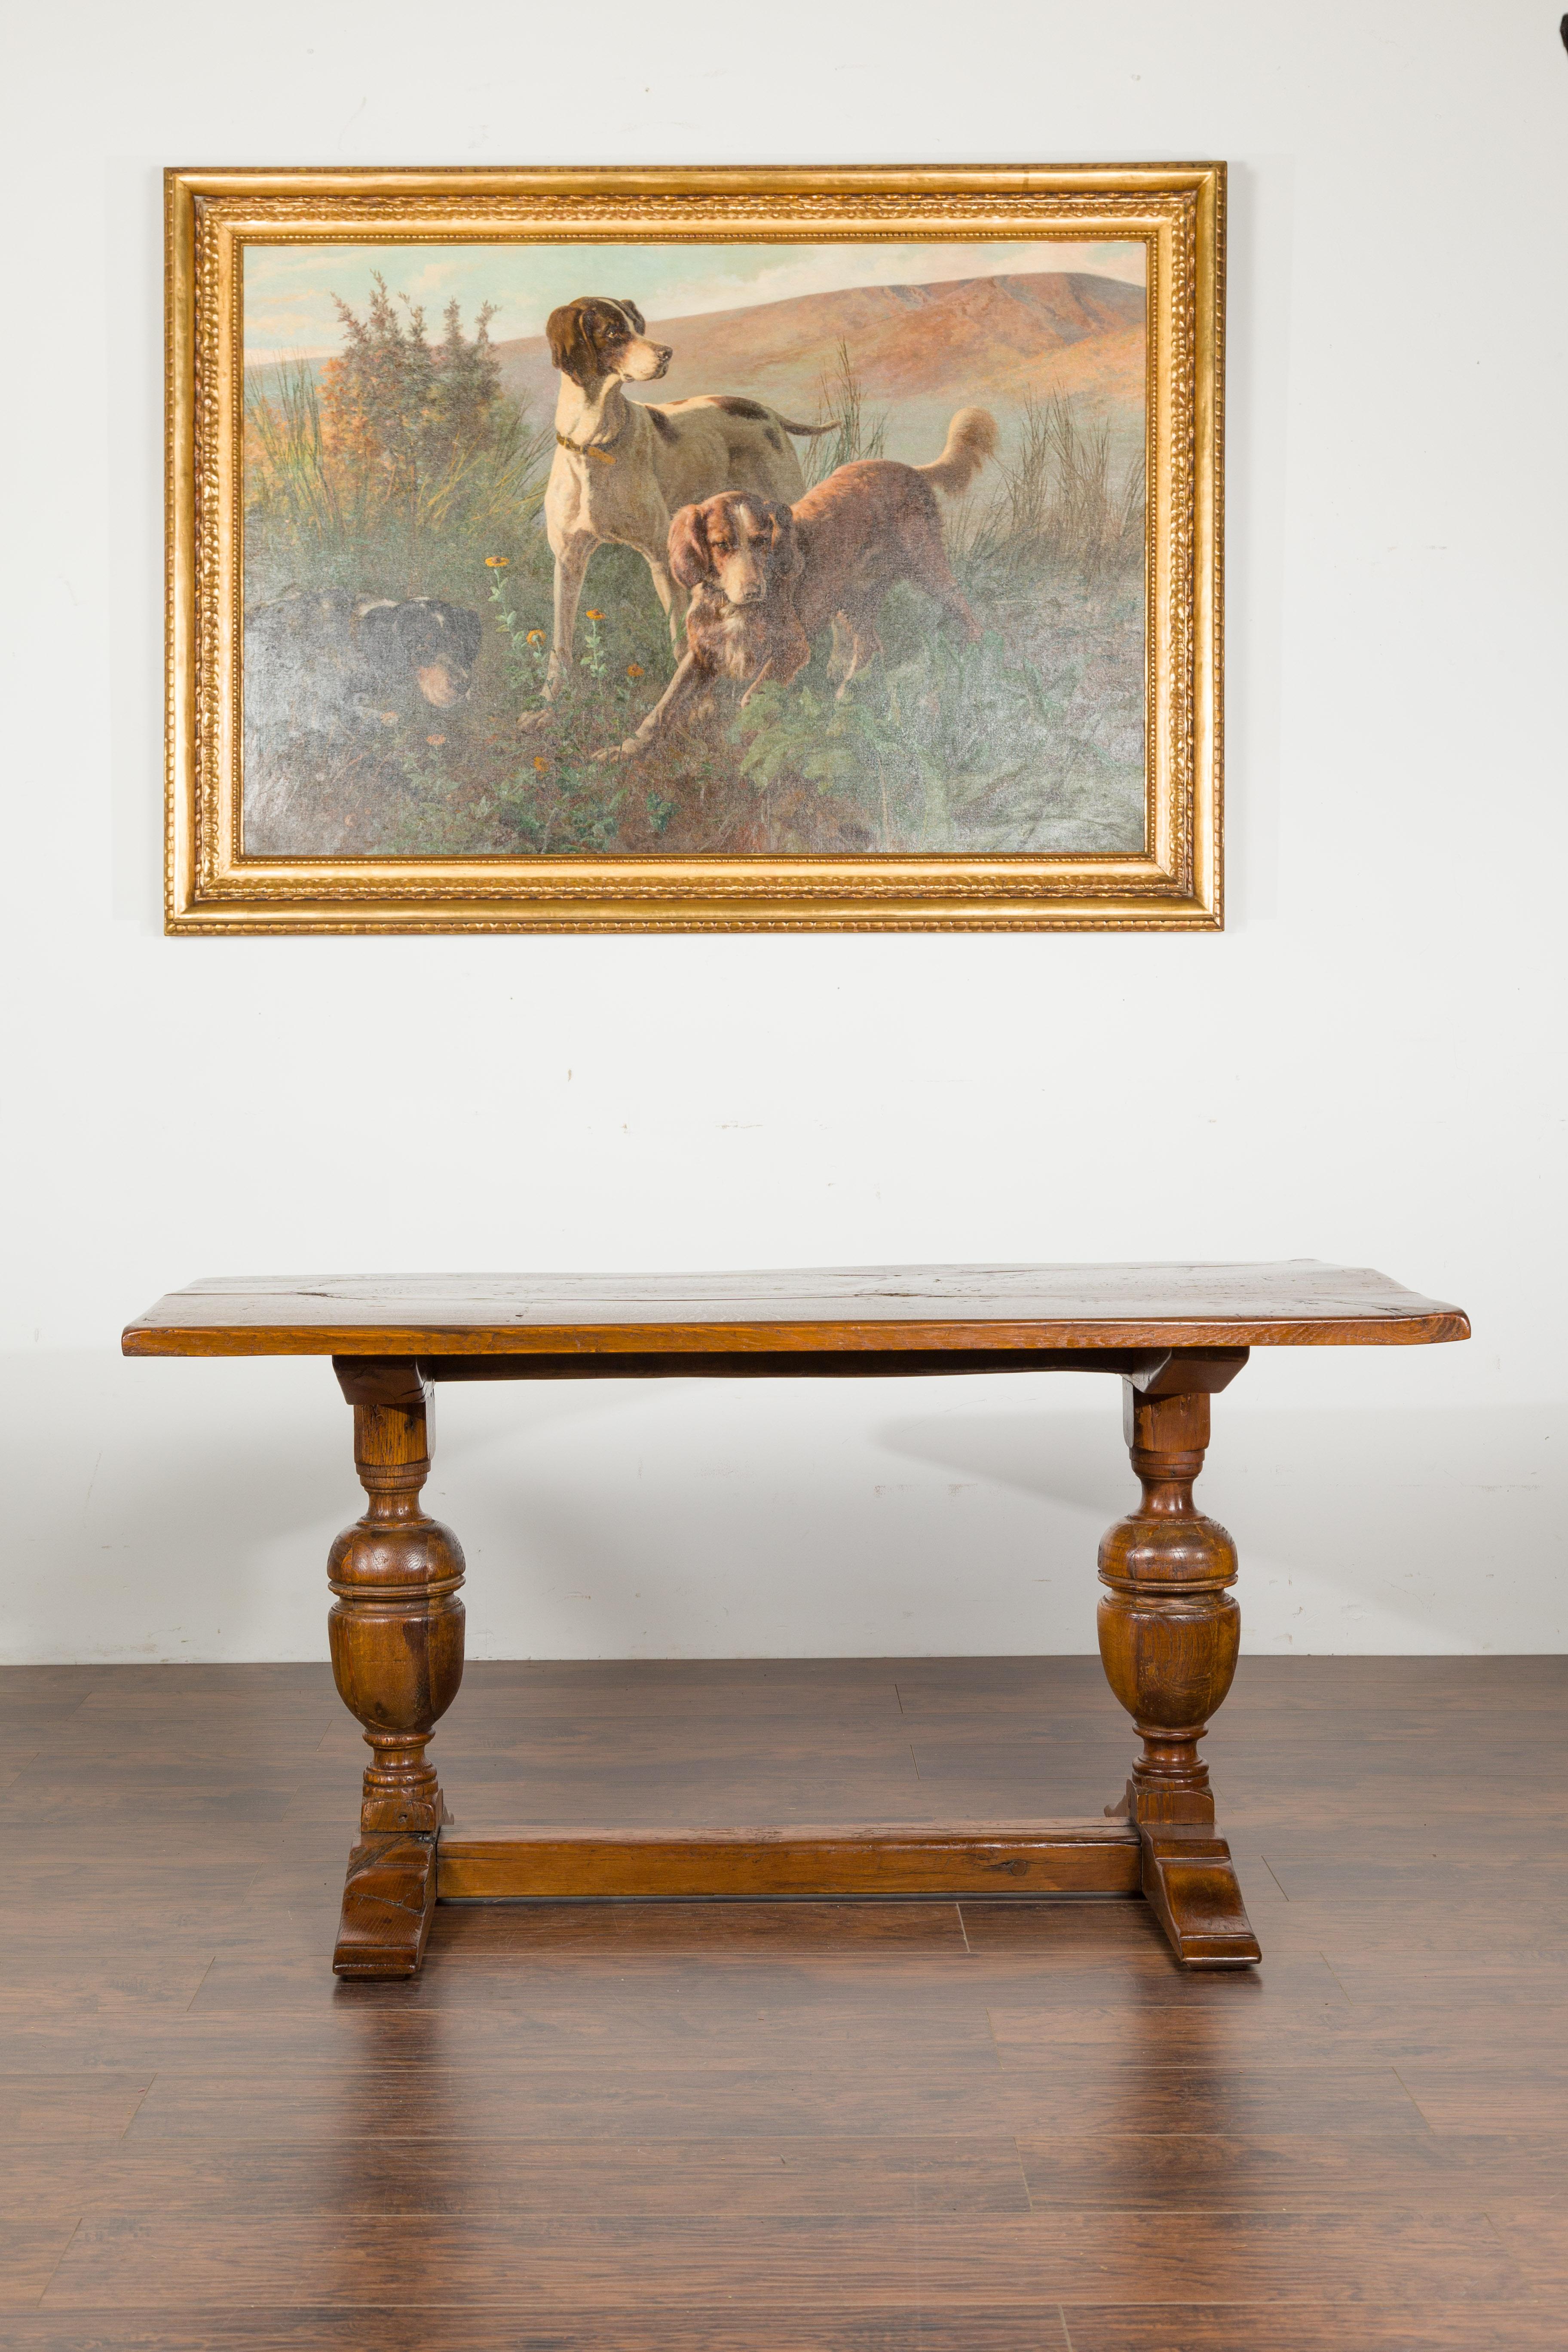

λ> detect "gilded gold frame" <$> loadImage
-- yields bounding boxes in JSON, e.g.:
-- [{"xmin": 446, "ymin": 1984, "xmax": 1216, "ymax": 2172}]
[{"xmin": 166, "ymin": 163, "xmax": 1224, "ymax": 934}]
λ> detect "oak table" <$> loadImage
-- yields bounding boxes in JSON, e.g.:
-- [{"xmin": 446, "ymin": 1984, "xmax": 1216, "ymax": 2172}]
[{"xmin": 122, "ymin": 1264, "xmax": 1468, "ymax": 1980}]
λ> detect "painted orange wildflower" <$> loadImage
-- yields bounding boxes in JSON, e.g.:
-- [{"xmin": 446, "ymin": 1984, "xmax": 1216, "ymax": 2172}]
[
  {"xmin": 484, "ymin": 555, "xmax": 509, "ymax": 568},
  {"xmin": 626, "ymin": 664, "xmax": 644, "ymax": 679},
  {"xmin": 585, "ymin": 609, "xmax": 603, "ymax": 620},
  {"xmin": 527, "ymin": 629, "xmax": 545, "ymax": 644},
  {"xmin": 533, "ymin": 756, "xmax": 548, "ymax": 772}
]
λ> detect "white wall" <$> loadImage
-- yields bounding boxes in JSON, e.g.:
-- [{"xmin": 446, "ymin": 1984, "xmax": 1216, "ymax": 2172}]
[{"xmin": 4, "ymin": 0, "xmax": 1564, "ymax": 1664}]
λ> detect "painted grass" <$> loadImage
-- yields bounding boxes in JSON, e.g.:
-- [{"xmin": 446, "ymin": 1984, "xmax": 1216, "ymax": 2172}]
[{"xmin": 242, "ymin": 309, "xmax": 1146, "ymax": 859}]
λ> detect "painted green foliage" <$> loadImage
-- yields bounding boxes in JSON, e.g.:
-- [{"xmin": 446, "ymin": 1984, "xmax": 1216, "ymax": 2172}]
[{"xmin": 242, "ymin": 265, "xmax": 1146, "ymax": 859}]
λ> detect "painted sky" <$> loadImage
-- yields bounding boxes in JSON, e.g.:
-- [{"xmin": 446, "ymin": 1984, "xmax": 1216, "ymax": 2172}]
[{"xmin": 243, "ymin": 238, "xmax": 1147, "ymax": 363}]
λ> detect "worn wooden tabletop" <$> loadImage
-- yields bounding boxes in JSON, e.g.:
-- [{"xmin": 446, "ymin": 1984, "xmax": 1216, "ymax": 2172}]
[{"xmin": 122, "ymin": 1262, "xmax": 1469, "ymax": 1358}]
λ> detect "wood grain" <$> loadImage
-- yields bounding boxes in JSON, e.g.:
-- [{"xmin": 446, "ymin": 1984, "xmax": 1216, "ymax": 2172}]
[
  {"xmin": 0, "ymin": 2312, "xmax": 1082, "ymax": 2351},
  {"xmin": 0, "ymin": 2138, "xmax": 1035, "ymax": 2222},
  {"xmin": 0, "ymin": 2078, "xmax": 154, "ymax": 2141},
  {"xmin": 37, "ymin": 2207, "xmax": 1529, "ymax": 2309},
  {"xmin": 119, "ymin": 1261, "xmax": 1470, "ymax": 1357},
  {"xmin": 1065, "ymin": 2315, "xmax": 1567, "ymax": 2352},
  {"xmin": 2, "ymin": 1655, "xmax": 1556, "ymax": 2347},
  {"xmin": 0, "ymin": 2220, "xmax": 86, "ymax": 2310},
  {"xmin": 3, "ymin": 2310, "xmax": 1563, "ymax": 2352},
  {"xmin": 436, "ymin": 1820, "xmax": 1142, "ymax": 1900},
  {"xmin": 119, "ymin": 2060, "xmax": 1439, "ymax": 2141},
  {"xmin": 1015, "ymin": 2130, "xmax": 1568, "ymax": 2210}
]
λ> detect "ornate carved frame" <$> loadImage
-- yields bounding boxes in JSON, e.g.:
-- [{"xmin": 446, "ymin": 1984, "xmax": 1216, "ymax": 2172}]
[{"xmin": 165, "ymin": 164, "xmax": 1224, "ymax": 933}]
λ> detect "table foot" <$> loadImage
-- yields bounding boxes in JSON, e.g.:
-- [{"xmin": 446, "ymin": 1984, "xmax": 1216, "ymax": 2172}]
[
  {"xmin": 332, "ymin": 1831, "xmax": 439, "ymax": 1978},
  {"xmin": 1138, "ymin": 1823, "xmax": 1261, "ymax": 1967}
]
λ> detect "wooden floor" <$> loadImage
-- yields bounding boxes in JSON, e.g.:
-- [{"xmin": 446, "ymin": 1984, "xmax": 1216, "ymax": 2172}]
[{"xmin": 2, "ymin": 1654, "xmax": 1565, "ymax": 2350}]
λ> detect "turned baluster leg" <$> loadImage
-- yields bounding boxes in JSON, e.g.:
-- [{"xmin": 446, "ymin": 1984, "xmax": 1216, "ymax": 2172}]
[
  {"xmin": 328, "ymin": 1357, "xmax": 465, "ymax": 1979},
  {"xmin": 1096, "ymin": 1353, "xmax": 1261, "ymax": 1967}
]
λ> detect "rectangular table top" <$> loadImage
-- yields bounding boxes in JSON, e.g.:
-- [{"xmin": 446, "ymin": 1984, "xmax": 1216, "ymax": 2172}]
[{"xmin": 122, "ymin": 1262, "xmax": 1469, "ymax": 1359}]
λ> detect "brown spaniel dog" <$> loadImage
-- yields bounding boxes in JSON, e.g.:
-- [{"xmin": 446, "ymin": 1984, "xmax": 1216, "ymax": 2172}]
[{"xmin": 595, "ymin": 407, "xmax": 998, "ymax": 763}]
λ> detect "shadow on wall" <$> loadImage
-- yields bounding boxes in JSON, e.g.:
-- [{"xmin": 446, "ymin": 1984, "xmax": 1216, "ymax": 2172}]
[
  {"xmin": 4, "ymin": 1350, "xmax": 638, "ymax": 1663},
  {"xmin": 6, "ymin": 1351, "xmax": 1560, "ymax": 1661},
  {"xmin": 876, "ymin": 1401, "xmax": 1560, "ymax": 1655},
  {"xmin": 876, "ymin": 1399, "xmax": 1130, "ymax": 1513}
]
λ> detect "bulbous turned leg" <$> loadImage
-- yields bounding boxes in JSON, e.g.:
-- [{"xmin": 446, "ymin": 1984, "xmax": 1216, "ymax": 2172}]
[
  {"xmin": 328, "ymin": 1358, "xmax": 465, "ymax": 1979},
  {"xmin": 1097, "ymin": 1359, "xmax": 1260, "ymax": 1968}
]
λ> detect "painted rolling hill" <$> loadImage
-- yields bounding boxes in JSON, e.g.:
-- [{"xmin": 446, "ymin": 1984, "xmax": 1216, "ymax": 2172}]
[{"xmin": 493, "ymin": 270, "xmax": 1145, "ymax": 465}]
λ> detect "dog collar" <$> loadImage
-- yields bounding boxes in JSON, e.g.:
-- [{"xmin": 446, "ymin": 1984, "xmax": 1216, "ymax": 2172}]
[{"xmin": 556, "ymin": 428, "xmax": 619, "ymax": 466}]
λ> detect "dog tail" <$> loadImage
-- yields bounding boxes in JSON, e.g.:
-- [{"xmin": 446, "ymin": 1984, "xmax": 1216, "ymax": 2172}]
[
  {"xmin": 916, "ymin": 407, "xmax": 999, "ymax": 496},
  {"xmin": 777, "ymin": 415, "xmax": 838, "ymax": 437}
]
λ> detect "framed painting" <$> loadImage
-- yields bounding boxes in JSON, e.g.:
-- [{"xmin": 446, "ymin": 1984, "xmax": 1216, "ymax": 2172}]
[{"xmin": 165, "ymin": 164, "xmax": 1224, "ymax": 932}]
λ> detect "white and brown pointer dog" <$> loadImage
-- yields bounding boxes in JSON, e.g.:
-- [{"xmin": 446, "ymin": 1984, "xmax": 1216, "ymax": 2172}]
[{"xmin": 527, "ymin": 296, "xmax": 831, "ymax": 714}]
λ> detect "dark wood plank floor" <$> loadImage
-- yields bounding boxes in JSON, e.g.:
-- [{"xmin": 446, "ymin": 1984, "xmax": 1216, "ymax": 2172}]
[{"xmin": 2, "ymin": 1654, "xmax": 1565, "ymax": 2349}]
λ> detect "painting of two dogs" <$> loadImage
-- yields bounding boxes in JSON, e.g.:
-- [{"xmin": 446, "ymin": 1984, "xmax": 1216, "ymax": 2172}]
[
  {"xmin": 240, "ymin": 242, "xmax": 1149, "ymax": 858},
  {"xmin": 532, "ymin": 294, "xmax": 997, "ymax": 768}
]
